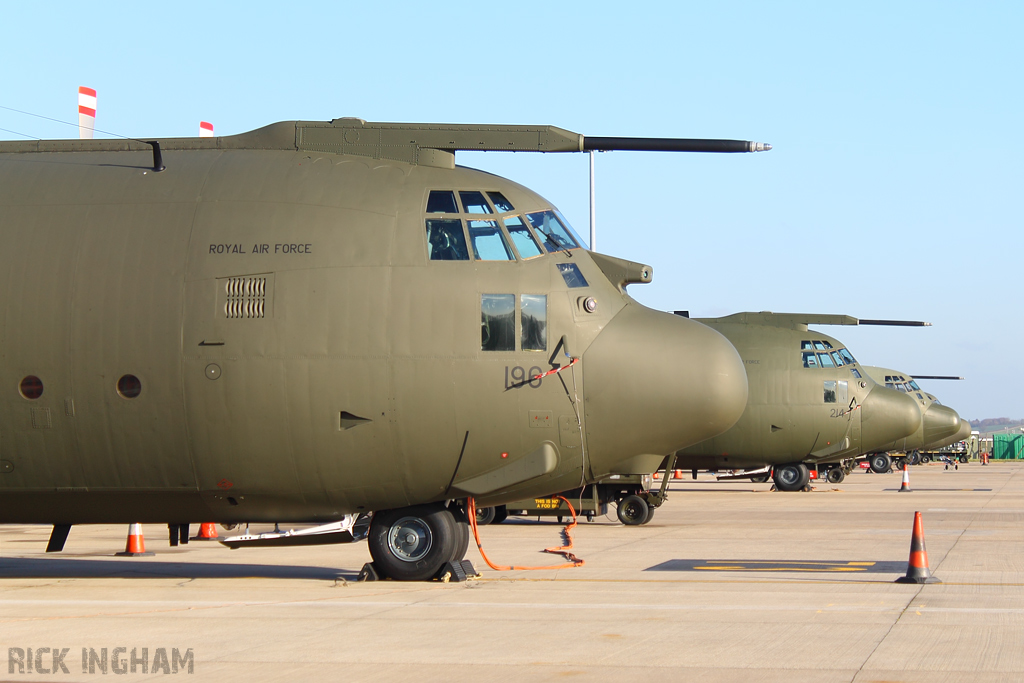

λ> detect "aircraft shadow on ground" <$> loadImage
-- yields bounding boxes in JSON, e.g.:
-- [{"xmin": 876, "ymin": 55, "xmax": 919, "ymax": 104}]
[{"xmin": 0, "ymin": 556, "xmax": 358, "ymax": 581}]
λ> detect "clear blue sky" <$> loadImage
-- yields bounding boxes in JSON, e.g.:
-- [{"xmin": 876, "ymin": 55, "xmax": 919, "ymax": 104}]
[{"xmin": 2, "ymin": 1, "xmax": 1020, "ymax": 421}]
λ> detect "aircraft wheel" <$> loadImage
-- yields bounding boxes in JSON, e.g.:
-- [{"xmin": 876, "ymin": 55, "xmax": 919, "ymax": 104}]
[
  {"xmin": 959, "ymin": 455, "xmax": 969, "ymax": 464},
  {"xmin": 773, "ymin": 463, "xmax": 809, "ymax": 492},
  {"xmin": 751, "ymin": 475, "xmax": 770, "ymax": 483},
  {"xmin": 921, "ymin": 454, "xmax": 932, "ymax": 464},
  {"xmin": 640, "ymin": 507, "xmax": 656, "ymax": 525},
  {"xmin": 448, "ymin": 504, "xmax": 470, "ymax": 564},
  {"xmin": 870, "ymin": 454, "xmax": 892, "ymax": 474},
  {"xmin": 492, "ymin": 505, "xmax": 508, "ymax": 524},
  {"xmin": 368, "ymin": 504, "xmax": 458, "ymax": 581},
  {"xmin": 617, "ymin": 495, "xmax": 649, "ymax": 525},
  {"xmin": 826, "ymin": 468, "xmax": 845, "ymax": 484},
  {"xmin": 475, "ymin": 506, "xmax": 496, "ymax": 526},
  {"xmin": 907, "ymin": 451, "xmax": 921, "ymax": 466}
]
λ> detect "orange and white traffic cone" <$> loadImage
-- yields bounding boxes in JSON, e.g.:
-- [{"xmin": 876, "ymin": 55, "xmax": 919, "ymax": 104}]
[
  {"xmin": 192, "ymin": 523, "xmax": 219, "ymax": 541},
  {"xmin": 895, "ymin": 512, "xmax": 940, "ymax": 584},
  {"xmin": 653, "ymin": 471, "xmax": 661, "ymax": 480},
  {"xmin": 898, "ymin": 463, "xmax": 912, "ymax": 492},
  {"xmin": 116, "ymin": 523, "xmax": 154, "ymax": 557},
  {"xmin": 673, "ymin": 469, "xmax": 683, "ymax": 479}
]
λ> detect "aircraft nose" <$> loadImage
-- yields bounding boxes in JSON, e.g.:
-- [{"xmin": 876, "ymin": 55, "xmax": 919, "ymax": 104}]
[
  {"xmin": 583, "ymin": 304, "xmax": 748, "ymax": 477},
  {"xmin": 922, "ymin": 404, "xmax": 962, "ymax": 446},
  {"xmin": 861, "ymin": 387, "xmax": 921, "ymax": 447}
]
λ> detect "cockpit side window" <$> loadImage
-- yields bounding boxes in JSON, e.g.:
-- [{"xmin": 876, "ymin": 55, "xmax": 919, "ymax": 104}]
[
  {"xmin": 481, "ymin": 294, "xmax": 515, "ymax": 351},
  {"xmin": 426, "ymin": 219, "xmax": 470, "ymax": 261},
  {"xmin": 504, "ymin": 216, "xmax": 544, "ymax": 259},
  {"xmin": 459, "ymin": 191, "xmax": 493, "ymax": 214},
  {"xmin": 521, "ymin": 294, "xmax": 547, "ymax": 351},
  {"xmin": 917, "ymin": 392, "xmax": 924, "ymax": 399},
  {"xmin": 838, "ymin": 349, "xmax": 856, "ymax": 365},
  {"xmin": 427, "ymin": 190, "xmax": 459, "ymax": 214},
  {"xmin": 830, "ymin": 352, "xmax": 845, "ymax": 366},
  {"xmin": 823, "ymin": 380, "xmax": 837, "ymax": 403},
  {"xmin": 802, "ymin": 352, "xmax": 819, "ymax": 368},
  {"xmin": 886, "ymin": 382, "xmax": 895, "ymax": 389},
  {"xmin": 526, "ymin": 211, "xmax": 581, "ymax": 252},
  {"xmin": 468, "ymin": 220, "xmax": 514, "ymax": 261},
  {"xmin": 850, "ymin": 367, "xmax": 862, "ymax": 379},
  {"xmin": 818, "ymin": 353, "xmax": 836, "ymax": 368},
  {"xmin": 487, "ymin": 192, "xmax": 515, "ymax": 212},
  {"xmin": 801, "ymin": 341, "xmax": 813, "ymax": 350},
  {"xmin": 909, "ymin": 380, "xmax": 921, "ymax": 391}
]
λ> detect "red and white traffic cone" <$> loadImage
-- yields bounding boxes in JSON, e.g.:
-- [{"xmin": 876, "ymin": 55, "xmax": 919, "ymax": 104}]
[
  {"xmin": 653, "ymin": 471, "xmax": 661, "ymax": 480},
  {"xmin": 116, "ymin": 523, "xmax": 154, "ymax": 557},
  {"xmin": 895, "ymin": 512, "xmax": 940, "ymax": 584},
  {"xmin": 673, "ymin": 469, "xmax": 683, "ymax": 479},
  {"xmin": 898, "ymin": 463, "xmax": 912, "ymax": 492},
  {"xmin": 192, "ymin": 523, "xmax": 219, "ymax": 541}
]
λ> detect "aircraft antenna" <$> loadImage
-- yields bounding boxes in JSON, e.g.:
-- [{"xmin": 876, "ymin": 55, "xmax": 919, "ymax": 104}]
[{"xmin": 911, "ymin": 375, "xmax": 965, "ymax": 380}]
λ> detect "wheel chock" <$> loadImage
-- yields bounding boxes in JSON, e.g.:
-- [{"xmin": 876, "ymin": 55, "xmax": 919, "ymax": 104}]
[
  {"xmin": 437, "ymin": 561, "xmax": 468, "ymax": 583},
  {"xmin": 357, "ymin": 562, "xmax": 381, "ymax": 582},
  {"xmin": 460, "ymin": 559, "xmax": 480, "ymax": 578}
]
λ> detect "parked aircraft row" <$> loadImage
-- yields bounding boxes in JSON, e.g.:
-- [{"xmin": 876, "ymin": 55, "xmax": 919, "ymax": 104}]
[{"xmin": 0, "ymin": 94, "xmax": 964, "ymax": 580}]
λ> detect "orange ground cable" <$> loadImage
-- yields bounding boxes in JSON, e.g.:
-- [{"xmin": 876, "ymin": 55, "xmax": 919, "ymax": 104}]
[{"xmin": 468, "ymin": 496, "xmax": 584, "ymax": 571}]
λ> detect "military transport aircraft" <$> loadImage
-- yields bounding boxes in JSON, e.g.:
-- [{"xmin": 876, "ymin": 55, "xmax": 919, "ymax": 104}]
[
  {"xmin": 0, "ymin": 118, "xmax": 770, "ymax": 580},
  {"xmin": 855, "ymin": 367, "xmax": 966, "ymax": 464},
  {"xmin": 671, "ymin": 312, "xmax": 927, "ymax": 491}
]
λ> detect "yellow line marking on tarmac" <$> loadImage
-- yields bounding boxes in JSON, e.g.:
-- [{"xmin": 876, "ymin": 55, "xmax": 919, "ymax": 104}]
[{"xmin": 476, "ymin": 577, "xmax": 1024, "ymax": 587}]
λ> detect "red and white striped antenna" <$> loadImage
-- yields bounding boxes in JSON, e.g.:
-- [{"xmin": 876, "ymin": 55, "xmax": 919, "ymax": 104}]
[
  {"xmin": 78, "ymin": 86, "xmax": 96, "ymax": 139},
  {"xmin": 200, "ymin": 121, "xmax": 214, "ymax": 138}
]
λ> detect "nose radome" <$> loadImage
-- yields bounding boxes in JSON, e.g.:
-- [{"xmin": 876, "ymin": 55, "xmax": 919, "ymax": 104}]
[
  {"xmin": 922, "ymin": 404, "xmax": 963, "ymax": 448},
  {"xmin": 583, "ymin": 304, "xmax": 748, "ymax": 477},
  {"xmin": 861, "ymin": 387, "xmax": 921, "ymax": 448}
]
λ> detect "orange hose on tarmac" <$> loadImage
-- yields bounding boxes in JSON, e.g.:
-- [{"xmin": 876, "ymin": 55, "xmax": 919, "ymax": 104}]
[{"xmin": 468, "ymin": 497, "xmax": 584, "ymax": 571}]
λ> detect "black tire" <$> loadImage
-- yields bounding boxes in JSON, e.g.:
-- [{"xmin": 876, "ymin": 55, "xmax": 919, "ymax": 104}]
[
  {"xmin": 921, "ymin": 454, "xmax": 932, "ymax": 464},
  {"xmin": 826, "ymin": 468, "xmax": 845, "ymax": 484},
  {"xmin": 870, "ymin": 454, "xmax": 892, "ymax": 474},
  {"xmin": 773, "ymin": 463, "xmax": 809, "ymax": 492},
  {"xmin": 751, "ymin": 475, "xmax": 770, "ymax": 483},
  {"xmin": 448, "ymin": 504, "xmax": 470, "ymax": 564},
  {"xmin": 617, "ymin": 495, "xmax": 649, "ymax": 525},
  {"xmin": 959, "ymin": 455, "xmax": 968, "ymax": 464},
  {"xmin": 492, "ymin": 505, "xmax": 508, "ymax": 524},
  {"xmin": 475, "ymin": 506, "xmax": 496, "ymax": 526},
  {"xmin": 640, "ymin": 507, "xmax": 656, "ymax": 525},
  {"xmin": 368, "ymin": 504, "xmax": 458, "ymax": 581},
  {"xmin": 908, "ymin": 451, "xmax": 921, "ymax": 466}
]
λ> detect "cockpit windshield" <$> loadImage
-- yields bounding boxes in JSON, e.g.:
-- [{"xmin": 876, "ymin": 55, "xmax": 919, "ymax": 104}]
[
  {"xmin": 526, "ymin": 211, "xmax": 582, "ymax": 252},
  {"xmin": 908, "ymin": 380, "xmax": 921, "ymax": 391},
  {"xmin": 801, "ymin": 343, "xmax": 858, "ymax": 369}
]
